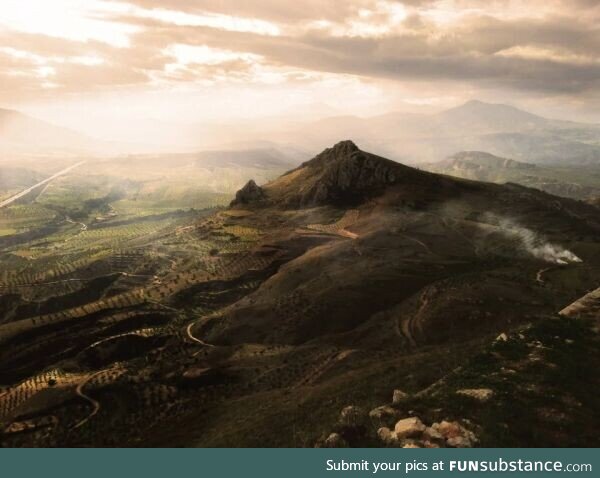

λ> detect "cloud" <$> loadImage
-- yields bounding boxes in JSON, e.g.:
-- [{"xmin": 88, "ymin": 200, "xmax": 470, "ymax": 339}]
[
  {"xmin": 102, "ymin": 0, "xmax": 380, "ymax": 23},
  {"xmin": 107, "ymin": 9, "xmax": 599, "ymax": 94},
  {"xmin": 0, "ymin": 0, "xmax": 598, "ymax": 118}
]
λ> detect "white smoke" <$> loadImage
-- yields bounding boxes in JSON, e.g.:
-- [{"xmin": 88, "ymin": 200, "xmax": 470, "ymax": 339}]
[{"xmin": 483, "ymin": 214, "xmax": 582, "ymax": 265}]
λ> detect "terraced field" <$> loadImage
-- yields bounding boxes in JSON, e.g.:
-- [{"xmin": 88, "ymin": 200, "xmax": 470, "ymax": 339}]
[{"xmin": 0, "ymin": 156, "xmax": 292, "ymax": 445}]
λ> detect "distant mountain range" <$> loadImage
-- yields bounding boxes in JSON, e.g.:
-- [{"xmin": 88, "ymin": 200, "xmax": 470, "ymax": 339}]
[
  {"xmin": 281, "ymin": 100, "xmax": 600, "ymax": 165},
  {"xmin": 2, "ymin": 101, "xmax": 600, "ymax": 166},
  {"xmin": 0, "ymin": 108, "xmax": 104, "ymax": 157}
]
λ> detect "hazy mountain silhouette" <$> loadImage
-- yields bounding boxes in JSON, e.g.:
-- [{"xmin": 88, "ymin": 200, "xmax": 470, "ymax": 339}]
[
  {"xmin": 0, "ymin": 108, "xmax": 104, "ymax": 156},
  {"xmin": 268, "ymin": 101, "xmax": 600, "ymax": 165},
  {"xmin": 426, "ymin": 150, "xmax": 600, "ymax": 200}
]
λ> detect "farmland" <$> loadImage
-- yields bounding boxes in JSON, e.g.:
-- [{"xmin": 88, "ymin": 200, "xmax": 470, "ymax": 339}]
[{"xmin": 0, "ymin": 153, "xmax": 296, "ymax": 445}]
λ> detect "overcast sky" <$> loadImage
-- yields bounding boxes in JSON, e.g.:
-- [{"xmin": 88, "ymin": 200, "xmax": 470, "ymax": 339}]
[{"xmin": 1, "ymin": 0, "xmax": 599, "ymax": 136}]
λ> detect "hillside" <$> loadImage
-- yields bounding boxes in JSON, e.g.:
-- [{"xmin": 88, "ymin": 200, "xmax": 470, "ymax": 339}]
[
  {"xmin": 263, "ymin": 140, "xmax": 445, "ymax": 207},
  {"xmin": 0, "ymin": 141, "xmax": 599, "ymax": 447},
  {"xmin": 425, "ymin": 151, "xmax": 600, "ymax": 200}
]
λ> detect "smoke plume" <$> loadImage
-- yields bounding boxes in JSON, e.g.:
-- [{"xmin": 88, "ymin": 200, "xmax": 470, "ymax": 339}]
[{"xmin": 483, "ymin": 214, "xmax": 582, "ymax": 265}]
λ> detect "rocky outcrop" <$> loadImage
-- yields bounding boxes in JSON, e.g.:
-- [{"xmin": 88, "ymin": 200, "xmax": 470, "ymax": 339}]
[
  {"xmin": 392, "ymin": 389, "xmax": 409, "ymax": 404},
  {"xmin": 230, "ymin": 179, "xmax": 265, "ymax": 206},
  {"xmin": 456, "ymin": 388, "xmax": 494, "ymax": 402},
  {"xmin": 269, "ymin": 140, "xmax": 433, "ymax": 208},
  {"xmin": 318, "ymin": 399, "xmax": 478, "ymax": 448},
  {"xmin": 376, "ymin": 417, "xmax": 478, "ymax": 448},
  {"xmin": 394, "ymin": 417, "xmax": 427, "ymax": 438},
  {"xmin": 434, "ymin": 420, "xmax": 478, "ymax": 448},
  {"xmin": 295, "ymin": 141, "xmax": 404, "ymax": 206}
]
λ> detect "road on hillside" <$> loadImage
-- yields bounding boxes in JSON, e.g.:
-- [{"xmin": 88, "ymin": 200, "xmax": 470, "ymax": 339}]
[
  {"xmin": 0, "ymin": 160, "xmax": 86, "ymax": 208},
  {"xmin": 73, "ymin": 371, "xmax": 102, "ymax": 429}
]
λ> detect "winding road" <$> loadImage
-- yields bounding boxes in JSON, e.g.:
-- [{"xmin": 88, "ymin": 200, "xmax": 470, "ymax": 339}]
[
  {"xmin": 0, "ymin": 161, "xmax": 86, "ymax": 209},
  {"xmin": 65, "ymin": 216, "xmax": 87, "ymax": 232},
  {"xmin": 72, "ymin": 371, "xmax": 102, "ymax": 429},
  {"xmin": 399, "ymin": 233, "xmax": 433, "ymax": 255},
  {"xmin": 185, "ymin": 321, "xmax": 214, "ymax": 347},
  {"xmin": 536, "ymin": 266, "xmax": 560, "ymax": 284}
]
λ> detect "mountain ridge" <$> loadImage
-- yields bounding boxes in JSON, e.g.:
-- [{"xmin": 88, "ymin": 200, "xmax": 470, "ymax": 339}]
[
  {"xmin": 425, "ymin": 150, "xmax": 600, "ymax": 200},
  {"xmin": 241, "ymin": 140, "xmax": 451, "ymax": 208},
  {"xmin": 0, "ymin": 107, "xmax": 103, "ymax": 156}
]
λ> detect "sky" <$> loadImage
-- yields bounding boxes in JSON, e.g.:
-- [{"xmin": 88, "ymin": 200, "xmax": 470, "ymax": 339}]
[{"xmin": 1, "ymin": 0, "xmax": 599, "ymax": 140}]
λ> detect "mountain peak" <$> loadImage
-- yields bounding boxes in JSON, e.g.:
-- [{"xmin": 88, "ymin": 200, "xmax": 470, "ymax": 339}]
[
  {"xmin": 329, "ymin": 139, "xmax": 360, "ymax": 156},
  {"xmin": 302, "ymin": 140, "xmax": 361, "ymax": 169},
  {"xmin": 446, "ymin": 99, "xmax": 539, "ymax": 118},
  {"xmin": 263, "ymin": 140, "xmax": 438, "ymax": 208}
]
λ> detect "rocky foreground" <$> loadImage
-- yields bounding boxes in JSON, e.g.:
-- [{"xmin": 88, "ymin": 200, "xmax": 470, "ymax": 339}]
[{"xmin": 318, "ymin": 396, "xmax": 478, "ymax": 448}]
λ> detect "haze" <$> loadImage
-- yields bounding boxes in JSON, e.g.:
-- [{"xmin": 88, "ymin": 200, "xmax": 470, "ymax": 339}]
[{"xmin": 1, "ymin": 0, "xmax": 599, "ymax": 152}]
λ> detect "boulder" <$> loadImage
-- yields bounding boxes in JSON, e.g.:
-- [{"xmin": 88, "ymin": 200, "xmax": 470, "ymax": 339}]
[
  {"xmin": 377, "ymin": 427, "xmax": 398, "ymax": 446},
  {"xmin": 447, "ymin": 436, "xmax": 474, "ymax": 448},
  {"xmin": 323, "ymin": 432, "xmax": 348, "ymax": 448},
  {"xmin": 433, "ymin": 420, "xmax": 478, "ymax": 448},
  {"xmin": 456, "ymin": 388, "xmax": 494, "ymax": 402},
  {"xmin": 394, "ymin": 417, "xmax": 426, "ymax": 439},
  {"xmin": 392, "ymin": 389, "xmax": 409, "ymax": 404},
  {"xmin": 402, "ymin": 442, "xmax": 422, "ymax": 448},
  {"xmin": 423, "ymin": 426, "xmax": 444, "ymax": 443},
  {"xmin": 339, "ymin": 405, "xmax": 367, "ymax": 429},
  {"xmin": 423, "ymin": 440, "xmax": 441, "ymax": 448},
  {"xmin": 369, "ymin": 405, "xmax": 401, "ymax": 427}
]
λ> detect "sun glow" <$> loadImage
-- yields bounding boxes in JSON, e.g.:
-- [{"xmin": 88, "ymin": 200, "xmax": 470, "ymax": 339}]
[{"xmin": 0, "ymin": 0, "xmax": 137, "ymax": 46}]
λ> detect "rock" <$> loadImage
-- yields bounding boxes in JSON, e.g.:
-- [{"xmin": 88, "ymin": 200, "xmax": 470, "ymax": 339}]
[
  {"xmin": 402, "ymin": 440, "xmax": 423, "ymax": 448},
  {"xmin": 230, "ymin": 180, "xmax": 265, "ymax": 206},
  {"xmin": 339, "ymin": 405, "xmax": 367, "ymax": 429},
  {"xmin": 369, "ymin": 405, "xmax": 401, "ymax": 427},
  {"xmin": 434, "ymin": 420, "xmax": 458, "ymax": 437},
  {"xmin": 423, "ymin": 440, "xmax": 441, "ymax": 448},
  {"xmin": 392, "ymin": 389, "xmax": 409, "ymax": 404},
  {"xmin": 434, "ymin": 420, "xmax": 478, "ymax": 448},
  {"xmin": 495, "ymin": 333, "xmax": 508, "ymax": 342},
  {"xmin": 4, "ymin": 416, "xmax": 58, "ymax": 435},
  {"xmin": 377, "ymin": 427, "xmax": 397, "ymax": 446},
  {"xmin": 446, "ymin": 436, "xmax": 473, "ymax": 448},
  {"xmin": 394, "ymin": 417, "xmax": 426, "ymax": 439},
  {"xmin": 423, "ymin": 426, "xmax": 444, "ymax": 442},
  {"xmin": 323, "ymin": 432, "xmax": 348, "ymax": 448},
  {"xmin": 456, "ymin": 388, "xmax": 494, "ymax": 402},
  {"xmin": 182, "ymin": 367, "xmax": 211, "ymax": 380}
]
